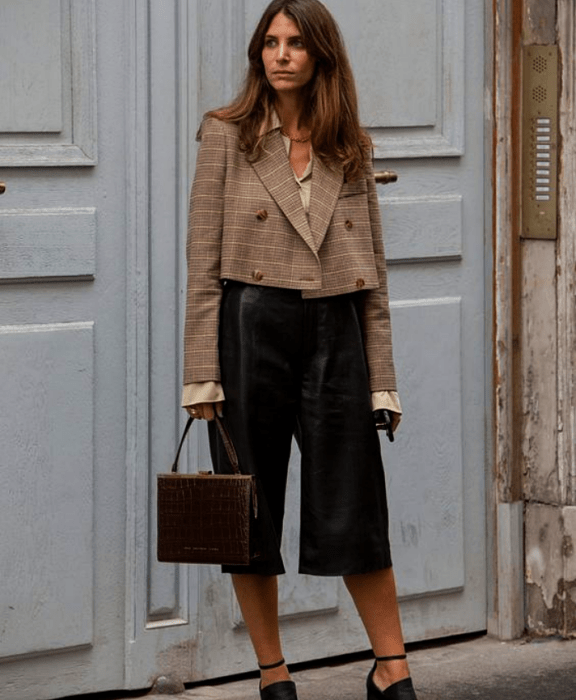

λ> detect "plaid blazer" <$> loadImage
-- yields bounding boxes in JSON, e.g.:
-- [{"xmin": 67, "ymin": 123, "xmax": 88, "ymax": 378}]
[{"xmin": 183, "ymin": 117, "xmax": 397, "ymax": 392}]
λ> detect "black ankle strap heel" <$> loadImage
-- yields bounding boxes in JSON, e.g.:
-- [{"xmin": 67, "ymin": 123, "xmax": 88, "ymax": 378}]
[
  {"xmin": 367, "ymin": 653, "xmax": 418, "ymax": 699},
  {"xmin": 259, "ymin": 658, "xmax": 287, "ymax": 671},
  {"xmin": 258, "ymin": 658, "xmax": 298, "ymax": 700}
]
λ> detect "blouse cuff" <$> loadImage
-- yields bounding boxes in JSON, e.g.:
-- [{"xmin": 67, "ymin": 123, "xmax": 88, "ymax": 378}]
[
  {"xmin": 371, "ymin": 390, "xmax": 402, "ymax": 431},
  {"xmin": 181, "ymin": 381, "xmax": 225, "ymax": 407}
]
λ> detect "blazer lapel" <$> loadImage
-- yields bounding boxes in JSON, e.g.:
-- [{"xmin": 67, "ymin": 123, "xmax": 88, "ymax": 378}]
[
  {"xmin": 308, "ymin": 157, "xmax": 344, "ymax": 251},
  {"xmin": 251, "ymin": 131, "xmax": 317, "ymax": 254}
]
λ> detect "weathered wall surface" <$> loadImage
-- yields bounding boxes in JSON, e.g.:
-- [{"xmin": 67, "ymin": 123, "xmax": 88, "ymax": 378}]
[
  {"xmin": 521, "ymin": 0, "xmax": 576, "ymax": 637},
  {"xmin": 525, "ymin": 504, "xmax": 576, "ymax": 635}
]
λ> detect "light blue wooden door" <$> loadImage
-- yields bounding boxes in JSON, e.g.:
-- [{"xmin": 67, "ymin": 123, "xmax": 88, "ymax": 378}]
[
  {"xmin": 135, "ymin": 0, "xmax": 488, "ymax": 684},
  {"xmin": 0, "ymin": 1, "xmax": 129, "ymax": 698},
  {"xmin": 0, "ymin": 1, "xmax": 487, "ymax": 696},
  {"xmin": 128, "ymin": 0, "xmax": 487, "ymax": 687}
]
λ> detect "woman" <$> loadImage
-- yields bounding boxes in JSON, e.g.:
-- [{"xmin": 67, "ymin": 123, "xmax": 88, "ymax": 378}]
[{"xmin": 182, "ymin": 1, "xmax": 417, "ymax": 699}]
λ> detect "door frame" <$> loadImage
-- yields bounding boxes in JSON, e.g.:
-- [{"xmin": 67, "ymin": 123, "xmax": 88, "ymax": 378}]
[{"xmin": 487, "ymin": 0, "xmax": 526, "ymax": 640}]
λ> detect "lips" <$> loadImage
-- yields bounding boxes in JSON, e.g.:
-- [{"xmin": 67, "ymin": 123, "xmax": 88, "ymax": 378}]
[{"xmin": 273, "ymin": 71, "xmax": 294, "ymax": 76}]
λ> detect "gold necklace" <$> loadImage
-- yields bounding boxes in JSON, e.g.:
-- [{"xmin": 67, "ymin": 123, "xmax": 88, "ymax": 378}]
[{"xmin": 280, "ymin": 128, "xmax": 311, "ymax": 143}]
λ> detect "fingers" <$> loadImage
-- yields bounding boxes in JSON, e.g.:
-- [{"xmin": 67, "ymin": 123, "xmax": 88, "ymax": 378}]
[
  {"xmin": 202, "ymin": 403, "xmax": 216, "ymax": 421},
  {"xmin": 185, "ymin": 402, "xmax": 224, "ymax": 421}
]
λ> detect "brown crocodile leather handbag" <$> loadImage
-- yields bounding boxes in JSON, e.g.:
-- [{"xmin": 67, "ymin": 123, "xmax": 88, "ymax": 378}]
[{"xmin": 157, "ymin": 416, "xmax": 258, "ymax": 565}]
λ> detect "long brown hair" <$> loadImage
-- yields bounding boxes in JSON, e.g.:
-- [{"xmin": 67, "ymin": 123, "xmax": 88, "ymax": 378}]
[{"xmin": 206, "ymin": 0, "xmax": 371, "ymax": 181}]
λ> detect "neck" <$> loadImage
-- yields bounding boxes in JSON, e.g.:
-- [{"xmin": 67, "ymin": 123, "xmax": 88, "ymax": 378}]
[{"xmin": 274, "ymin": 92, "xmax": 306, "ymax": 132}]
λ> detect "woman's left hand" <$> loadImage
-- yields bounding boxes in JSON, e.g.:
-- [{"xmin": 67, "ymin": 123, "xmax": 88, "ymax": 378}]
[{"xmin": 186, "ymin": 401, "xmax": 224, "ymax": 421}]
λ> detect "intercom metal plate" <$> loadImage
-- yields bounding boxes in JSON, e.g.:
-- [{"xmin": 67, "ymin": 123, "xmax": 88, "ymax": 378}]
[{"xmin": 521, "ymin": 45, "xmax": 558, "ymax": 240}]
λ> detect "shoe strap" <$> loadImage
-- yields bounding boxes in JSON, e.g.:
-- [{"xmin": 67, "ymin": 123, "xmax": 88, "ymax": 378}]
[
  {"xmin": 258, "ymin": 658, "xmax": 286, "ymax": 670},
  {"xmin": 375, "ymin": 654, "xmax": 407, "ymax": 661}
]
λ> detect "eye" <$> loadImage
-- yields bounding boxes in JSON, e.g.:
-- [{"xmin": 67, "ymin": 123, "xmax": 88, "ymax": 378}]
[
  {"xmin": 291, "ymin": 37, "xmax": 305, "ymax": 48},
  {"xmin": 264, "ymin": 37, "xmax": 277, "ymax": 48}
]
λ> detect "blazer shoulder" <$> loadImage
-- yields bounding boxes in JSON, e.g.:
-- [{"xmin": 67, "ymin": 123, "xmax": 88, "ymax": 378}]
[{"xmin": 198, "ymin": 116, "xmax": 239, "ymax": 142}]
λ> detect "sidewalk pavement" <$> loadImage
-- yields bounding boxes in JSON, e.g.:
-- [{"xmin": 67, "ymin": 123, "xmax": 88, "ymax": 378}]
[{"xmin": 138, "ymin": 634, "xmax": 576, "ymax": 700}]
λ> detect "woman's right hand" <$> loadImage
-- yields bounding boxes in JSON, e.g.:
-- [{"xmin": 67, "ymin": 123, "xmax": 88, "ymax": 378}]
[{"xmin": 185, "ymin": 401, "xmax": 224, "ymax": 421}]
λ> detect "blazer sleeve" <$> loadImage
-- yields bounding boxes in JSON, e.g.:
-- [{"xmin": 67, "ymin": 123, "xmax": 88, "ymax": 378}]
[
  {"xmin": 361, "ymin": 159, "xmax": 398, "ymax": 393},
  {"xmin": 182, "ymin": 117, "xmax": 227, "ymax": 385}
]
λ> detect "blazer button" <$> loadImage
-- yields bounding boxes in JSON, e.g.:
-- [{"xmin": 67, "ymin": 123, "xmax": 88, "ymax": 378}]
[
  {"xmin": 253, "ymin": 270, "xmax": 264, "ymax": 282},
  {"xmin": 356, "ymin": 278, "xmax": 365, "ymax": 289},
  {"xmin": 256, "ymin": 209, "xmax": 268, "ymax": 221},
  {"xmin": 345, "ymin": 219, "xmax": 354, "ymax": 229}
]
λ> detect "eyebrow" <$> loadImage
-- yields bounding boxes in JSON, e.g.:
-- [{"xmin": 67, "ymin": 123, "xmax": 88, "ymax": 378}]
[{"xmin": 264, "ymin": 32, "xmax": 303, "ymax": 39}]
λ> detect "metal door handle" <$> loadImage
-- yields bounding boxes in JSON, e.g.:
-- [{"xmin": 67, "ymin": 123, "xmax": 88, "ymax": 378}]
[
  {"xmin": 0, "ymin": 182, "xmax": 6, "ymax": 195},
  {"xmin": 374, "ymin": 170, "xmax": 398, "ymax": 185}
]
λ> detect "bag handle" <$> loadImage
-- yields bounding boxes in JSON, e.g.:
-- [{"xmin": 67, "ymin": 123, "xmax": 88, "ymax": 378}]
[{"xmin": 171, "ymin": 415, "xmax": 240, "ymax": 475}]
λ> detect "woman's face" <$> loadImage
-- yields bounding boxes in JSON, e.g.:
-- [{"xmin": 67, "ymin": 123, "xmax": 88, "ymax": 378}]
[{"xmin": 262, "ymin": 12, "xmax": 316, "ymax": 95}]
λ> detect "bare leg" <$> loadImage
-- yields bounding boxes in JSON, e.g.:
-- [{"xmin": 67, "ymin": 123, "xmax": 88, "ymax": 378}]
[
  {"xmin": 231, "ymin": 574, "xmax": 291, "ymax": 689},
  {"xmin": 344, "ymin": 567, "xmax": 411, "ymax": 691}
]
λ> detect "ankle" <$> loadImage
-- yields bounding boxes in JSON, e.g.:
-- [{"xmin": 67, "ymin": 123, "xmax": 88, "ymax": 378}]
[
  {"xmin": 373, "ymin": 657, "xmax": 410, "ymax": 690},
  {"xmin": 259, "ymin": 659, "xmax": 291, "ymax": 689},
  {"xmin": 260, "ymin": 664, "xmax": 291, "ymax": 688}
]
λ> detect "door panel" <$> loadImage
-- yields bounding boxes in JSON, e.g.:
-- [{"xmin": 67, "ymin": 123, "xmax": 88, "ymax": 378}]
[
  {"xmin": 0, "ymin": 0, "xmax": 63, "ymax": 133},
  {"xmin": 0, "ymin": 323, "xmax": 94, "ymax": 660},
  {"xmin": 0, "ymin": 1, "xmax": 127, "ymax": 697},
  {"xmin": 388, "ymin": 300, "xmax": 465, "ymax": 598},
  {"xmin": 0, "ymin": 208, "xmax": 96, "ymax": 280},
  {"xmin": 0, "ymin": 0, "xmax": 97, "ymax": 165}
]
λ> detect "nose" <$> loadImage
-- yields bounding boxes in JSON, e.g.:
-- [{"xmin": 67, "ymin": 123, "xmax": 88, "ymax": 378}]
[{"xmin": 276, "ymin": 40, "xmax": 289, "ymax": 62}]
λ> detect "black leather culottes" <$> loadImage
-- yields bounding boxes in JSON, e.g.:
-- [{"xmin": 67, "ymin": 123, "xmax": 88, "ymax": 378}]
[{"xmin": 207, "ymin": 281, "xmax": 392, "ymax": 576}]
